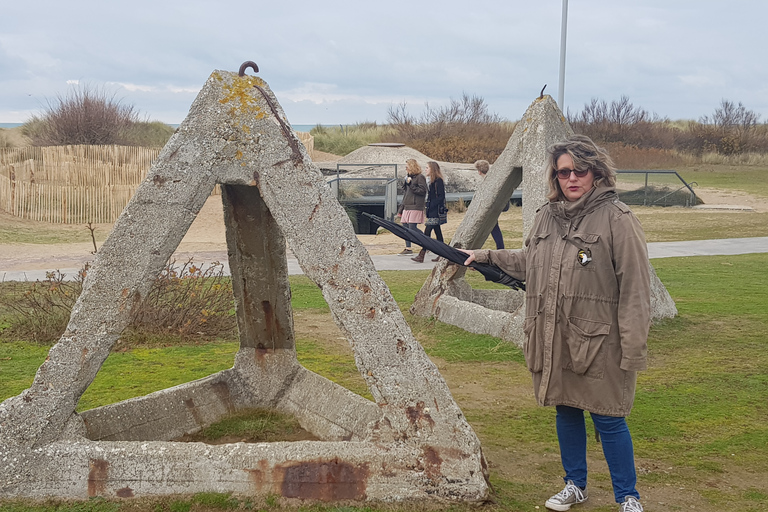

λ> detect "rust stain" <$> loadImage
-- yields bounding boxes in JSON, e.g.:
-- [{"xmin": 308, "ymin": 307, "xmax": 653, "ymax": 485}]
[
  {"xmin": 262, "ymin": 300, "xmax": 275, "ymax": 341},
  {"xmin": 255, "ymin": 343, "xmax": 269, "ymax": 362},
  {"xmin": 252, "ymin": 171, "xmax": 260, "ymax": 186},
  {"xmin": 151, "ymin": 175, "xmax": 167, "ymax": 186},
  {"xmin": 433, "ymin": 397, "xmax": 440, "ymax": 412},
  {"xmin": 366, "ymin": 308, "xmax": 376, "ymax": 320},
  {"xmin": 88, "ymin": 458, "xmax": 109, "ymax": 497},
  {"xmin": 405, "ymin": 401, "xmax": 435, "ymax": 430},
  {"xmin": 422, "ymin": 446, "xmax": 443, "ymax": 481},
  {"xmin": 338, "ymin": 245, "xmax": 346, "ymax": 257},
  {"xmin": 308, "ymin": 201, "xmax": 321, "ymax": 222},
  {"xmin": 168, "ymin": 147, "xmax": 180, "ymax": 160},
  {"xmin": 276, "ymin": 458, "xmax": 368, "ymax": 501},
  {"xmin": 116, "ymin": 487, "xmax": 134, "ymax": 498},
  {"xmin": 246, "ymin": 460, "xmax": 271, "ymax": 493},
  {"xmin": 396, "ymin": 339, "xmax": 406, "ymax": 355}
]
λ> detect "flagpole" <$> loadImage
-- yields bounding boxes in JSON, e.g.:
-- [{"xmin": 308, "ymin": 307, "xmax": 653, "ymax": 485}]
[{"xmin": 558, "ymin": 0, "xmax": 569, "ymax": 110}]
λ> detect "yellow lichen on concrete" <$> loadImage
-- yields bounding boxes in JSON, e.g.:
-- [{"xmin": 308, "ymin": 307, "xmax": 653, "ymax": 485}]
[{"xmin": 213, "ymin": 71, "xmax": 267, "ymax": 120}]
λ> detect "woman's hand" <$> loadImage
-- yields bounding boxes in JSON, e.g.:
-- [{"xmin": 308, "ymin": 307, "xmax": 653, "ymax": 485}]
[{"xmin": 458, "ymin": 249, "xmax": 476, "ymax": 266}]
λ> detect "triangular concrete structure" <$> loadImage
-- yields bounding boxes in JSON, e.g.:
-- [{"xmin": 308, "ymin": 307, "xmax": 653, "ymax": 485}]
[
  {"xmin": 410, "ymin": 96, "xmax": 677, "ymax": 346},
  {"xmin": 0, "ymin": 69, "xmax": 488, "ymax": 501}
]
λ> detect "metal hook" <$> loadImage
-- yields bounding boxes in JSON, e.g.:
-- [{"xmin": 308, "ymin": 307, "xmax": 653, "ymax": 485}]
[
  {"xmin": 539, "ymin": 84, "xmax": 547, "ymax": 99},
  {"xmin": 238, "ymin": 61, "xmax": 259, "ymax": 77}
]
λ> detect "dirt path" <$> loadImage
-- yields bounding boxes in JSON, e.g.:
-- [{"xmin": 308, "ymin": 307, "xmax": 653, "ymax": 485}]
[{"xmin": 0, "ymin": 188, "xmax": 764, "ymax": 272}]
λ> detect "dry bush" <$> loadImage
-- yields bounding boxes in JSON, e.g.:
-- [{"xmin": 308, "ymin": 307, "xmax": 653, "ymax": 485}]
[
  {"xmin": 0, "ymin": 267, "xmax": 88, "ymax": 343},
  {"xmin": 123, "ymin": 259, "xmax": 236, "ymax": 344},
  {"xmin": 23, "ymin": 84, "xmax": 138, "ymax": 146},
  {"xmin": 384, "ymin": 94, "xmax": 515, "ymax": 162},
  {"xmin": 0, "ymin": 260, "xmax": 236, "ymax": 346},
  {"xmin": 570, "ymin": 96, "xmax": 768, "ymax": 158}
]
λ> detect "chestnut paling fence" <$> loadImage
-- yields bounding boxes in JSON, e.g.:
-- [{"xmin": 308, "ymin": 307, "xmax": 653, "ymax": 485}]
[
  {"xmin": 0, "ymin": 133, "xmax": 315, "ymax": 225},
  {"xmin": 0, "ymin": 145, "xmax": 162, "ymax": 224}
]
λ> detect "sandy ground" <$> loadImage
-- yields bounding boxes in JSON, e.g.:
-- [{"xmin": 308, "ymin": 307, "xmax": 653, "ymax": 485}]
[{"xmin": 0, "ymin": 186, "xmax": 763, "ymax": 273}]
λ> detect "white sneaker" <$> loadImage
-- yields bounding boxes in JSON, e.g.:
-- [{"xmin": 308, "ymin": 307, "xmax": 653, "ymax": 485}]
[
  {"xmin": 545, "ymin": 480, "xmax": 588, "ymax": 511},
  {"xmin": 619, "ymin": 496, "xmax": 643, "ymax": 512}
]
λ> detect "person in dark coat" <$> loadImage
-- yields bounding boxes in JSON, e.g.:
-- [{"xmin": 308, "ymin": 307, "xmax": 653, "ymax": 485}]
[
  {"xmin": 475, "ymin": 159, "xmax": 505, "ymax": 249},
  {"xmin": 462, "ymin": 135, "xmax": 650, "ymax": 512},
  {"xmin": 395, "ymin": 158, "xmax": 427, "ymax": 255},
  {"xmin": 412, "ymin": 161, "xmax": 446, "ymax": 263}
]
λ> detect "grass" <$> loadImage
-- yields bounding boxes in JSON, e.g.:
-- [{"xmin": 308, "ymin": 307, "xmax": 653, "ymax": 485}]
[
  {"xmin": 310, "ymin": 123, "xmax": 394, "ymax": 156},
  {"xmin": 677, "ymin": 163, "xmax": 768, "ymax": 198},
  {"xmin": 0, "ymin": 210, "xmax": 111, "ymax": 244},
  {"xmin": 2, "ymin": 254, "xmax": 767, "ymax": 511}
]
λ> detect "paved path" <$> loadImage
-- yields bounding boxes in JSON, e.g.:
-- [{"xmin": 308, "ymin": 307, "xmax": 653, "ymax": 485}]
[{"xmin": 2, "ymin": 237, "xmax": 768, "ymax": 282}]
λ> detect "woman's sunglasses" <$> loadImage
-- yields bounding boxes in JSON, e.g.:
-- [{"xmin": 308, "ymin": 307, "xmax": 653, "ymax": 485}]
[{"xmin": 555, "ymin": 168, "xmax": 590, "ymax": 179}]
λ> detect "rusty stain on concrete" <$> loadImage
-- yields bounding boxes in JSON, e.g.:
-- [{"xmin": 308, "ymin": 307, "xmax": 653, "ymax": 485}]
[
  {"xmin": 277, "ymin": 459, "xmax": 369, "ymax": 501},
  {"xmin": 88, "ymin": 459, "xmax": 109, "ymax": 497}
]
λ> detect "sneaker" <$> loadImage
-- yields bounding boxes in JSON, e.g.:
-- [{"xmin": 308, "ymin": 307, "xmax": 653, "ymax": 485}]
[
  {"xmin": 545, "ymin": 480, "xmax": 588, "ymax": 511},
  {"xmin": 398, "ymin": 248, "xmax": 413, "ymax": 255},
  {"xmin": 619, "ymin": 496, "xmax": 643, "ymax": 512}
]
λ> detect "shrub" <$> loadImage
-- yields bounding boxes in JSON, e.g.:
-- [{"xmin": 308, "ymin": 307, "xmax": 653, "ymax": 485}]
[
  {"xmin": 0, "ymin": 259, "xmax": 236, "ymax": 345},
  {"xmin": 384, "ymin": 93, "xmax": 514, "ymax": 162},
  {"xmin": 24, "ymin": 85, "xmax": 139, "ymax": 146},
  {"xmin": 0, "ymin": 267, "xmax": 87, "ymax": 343},
  {"xmin": 123, "ymin": 120, "xmax": 175, "ymax": 147}
]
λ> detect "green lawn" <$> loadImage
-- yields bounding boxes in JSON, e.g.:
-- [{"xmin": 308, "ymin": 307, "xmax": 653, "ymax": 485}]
[{"xmin": 1, "ymin": 254, "xmax": 766, "ymax": 511}]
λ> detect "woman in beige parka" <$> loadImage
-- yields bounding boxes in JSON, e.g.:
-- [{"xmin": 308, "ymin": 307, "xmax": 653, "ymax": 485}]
[{"xmin": 463, "ymin": 135, "xmax": 650, "ymax": 512}]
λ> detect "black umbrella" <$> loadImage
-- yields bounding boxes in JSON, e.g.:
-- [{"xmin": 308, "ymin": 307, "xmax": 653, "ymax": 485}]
[{"xmin": 363, "ymin": 213, "xmax": 525, "ymax": 291}]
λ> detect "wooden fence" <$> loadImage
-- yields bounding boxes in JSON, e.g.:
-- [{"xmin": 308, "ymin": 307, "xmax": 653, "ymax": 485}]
[
  {"xmin": 0, "ymin": 145, "xmax": 162, "ymax": 224},
  {"xmin": 0, "ymin": 133, "xmax": 314, "ymax": 225}
]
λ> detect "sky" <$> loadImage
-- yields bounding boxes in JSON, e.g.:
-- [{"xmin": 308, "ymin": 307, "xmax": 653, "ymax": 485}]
[{"xmin": 1, "ymin": 1, "xmax": 767, "ymax": 126}]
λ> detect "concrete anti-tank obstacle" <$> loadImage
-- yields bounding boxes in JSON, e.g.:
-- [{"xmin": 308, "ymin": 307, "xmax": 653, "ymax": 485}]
[
  {"xmin": 410, "ymin": 95, "xmax": 677, "ymax": 346},
  {"xmin": 0, "ymin": 67, "xmax": 488, "ymax": 502}
]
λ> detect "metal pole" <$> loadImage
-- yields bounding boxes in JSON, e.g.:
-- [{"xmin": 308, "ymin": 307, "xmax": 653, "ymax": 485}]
[{"xmin": 558, "ymin": 0, "xmax": 569, "ymax": 110}]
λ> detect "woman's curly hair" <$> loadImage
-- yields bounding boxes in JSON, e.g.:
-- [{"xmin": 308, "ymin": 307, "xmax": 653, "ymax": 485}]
[{"xmin": 545, "ymin": 134, "xmax": 616, "ymax": 201}]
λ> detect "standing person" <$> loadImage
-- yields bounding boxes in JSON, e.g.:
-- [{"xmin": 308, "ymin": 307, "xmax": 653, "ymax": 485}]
[
  {"xmin": 463, "ymin": 135, "xmax": 650, "ymax": 512},
  {"xmin": 395, "ymin": 158, "xmax": 427, "ymax": 255},
  {"xmin": 412, "ymin": 161, "xmax": 447, "ymax": 263},
  {"xmin": 474, "ymin": 159, "xmax": 506, "ymax": 249}
]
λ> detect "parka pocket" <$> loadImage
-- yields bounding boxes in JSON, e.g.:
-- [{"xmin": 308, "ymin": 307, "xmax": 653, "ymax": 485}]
[
  {"xmin": 563, "ymin": 316, "xmax": 611, "ymax": 377},
  {"xmin": 523, "ymin": 316, "xmax": 543, "ymax": 373},
  {"xmin": 528, "ymin": 232, "xmax": 550, "ymax": 269}
]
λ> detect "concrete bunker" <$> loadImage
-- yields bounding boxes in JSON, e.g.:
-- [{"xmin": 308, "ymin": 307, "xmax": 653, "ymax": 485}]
[
  {"xmin": 0, "ymin": 67, "xmax": 488, "ymax": 502},
  {"xmin": 410, "ymin": 95, "xmax": 677, "ymax": 346}
]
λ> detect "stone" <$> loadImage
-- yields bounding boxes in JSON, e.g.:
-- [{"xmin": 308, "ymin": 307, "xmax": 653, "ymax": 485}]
[{"xmin": 0, "ymin": 69, "xmax": 487, "ymax": 502}]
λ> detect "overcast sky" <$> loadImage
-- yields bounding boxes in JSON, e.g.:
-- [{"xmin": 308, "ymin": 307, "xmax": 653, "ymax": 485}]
[{"xmin": 1, "ymin": 1, "xmax": 766, "ymax": 126}]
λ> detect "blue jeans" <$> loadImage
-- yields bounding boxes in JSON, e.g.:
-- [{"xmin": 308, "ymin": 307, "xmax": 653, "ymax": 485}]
[
  {"xmin": 555, "ymin": 405, "xmax": 640, "ymax": 503},
  {"xmin": 403, "ymin": 222, "xmax": 419, "ymax": 248}
]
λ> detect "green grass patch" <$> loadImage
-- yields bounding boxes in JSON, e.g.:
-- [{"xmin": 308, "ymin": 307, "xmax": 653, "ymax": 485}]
[
  {"xmin": 76, "ymin": 342, "xmax": 239, "ymax": 411},
  {"xmin": 678, "ymin": 164, "xmax": 768, "ymax": 198}
]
